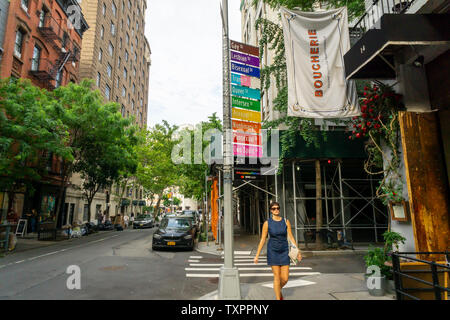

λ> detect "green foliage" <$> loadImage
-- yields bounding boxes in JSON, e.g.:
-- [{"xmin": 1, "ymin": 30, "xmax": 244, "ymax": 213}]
[
  {"xmin": 175, "ymin": 113, "xmax": 223, "ymax": 200},
  {"xmin": 135, "ymin": 121, "xmax": 180, "ymax": 213},
  {"xmin": 364, "ymin": 231, "xmax": 406, "ymax": 279},
  {"xmin": 53, "ymin": 80, "xmax": 138, "ymax": 220},
  {"xmin": 347, "ymin": 82, "xmax": 404, "ymax": 204},
  {"xmin": 0, "ymin": 78, "xmax": 72, "ymax": 192}
]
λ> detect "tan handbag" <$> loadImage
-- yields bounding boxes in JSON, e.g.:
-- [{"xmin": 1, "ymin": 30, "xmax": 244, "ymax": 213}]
[{"xmin": 288, "ymin": 240, "xmax": 299, "ymax": 263}]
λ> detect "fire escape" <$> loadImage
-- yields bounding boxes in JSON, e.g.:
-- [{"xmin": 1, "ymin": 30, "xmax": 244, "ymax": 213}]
[{"xmin": 29, "ymin": 13, "xmax": 79, "ymax": 90}]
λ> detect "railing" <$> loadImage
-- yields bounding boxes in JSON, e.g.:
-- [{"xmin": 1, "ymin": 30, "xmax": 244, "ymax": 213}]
[
  {"xmin": 351, "ymin": 0, "xmax": 416, "ymax": 40},
  {"xmin": 28, "ymin": 58, "xmax": 57, "ymax": 80},
  {"xmin": 38, "ymin": 14, "xmax": 64, "ymax": 41},
  {"xmin": 391, "ymin": 251, "xmax": 450, "ymax": 300}
]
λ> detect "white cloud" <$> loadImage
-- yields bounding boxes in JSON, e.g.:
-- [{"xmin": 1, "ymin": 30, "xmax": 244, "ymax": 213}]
[{"xmin": 145, "ymin": 0, "xmax": 242, "ymax": 128}]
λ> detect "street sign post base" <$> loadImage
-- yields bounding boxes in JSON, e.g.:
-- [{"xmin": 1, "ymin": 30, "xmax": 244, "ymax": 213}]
[{"xmin": 218, "ymin": 267, "xmax": 241, "ymax": 300}]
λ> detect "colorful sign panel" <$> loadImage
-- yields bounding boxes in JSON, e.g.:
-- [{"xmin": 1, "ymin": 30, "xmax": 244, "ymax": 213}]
[
  {"xmin": 230, "ymin": 39, "xmax": 262, "ymax": 159},
  {"xmin": 233, "ymin": 144, "xmax": 263, "ymax": 158},
  {"xmin": 233, "ymin": 132, "xmax": 261, "ymax": 146},
  {"xmin": 232, "ymin": 120, "xmax": 261, "ymax": 134},
  {"xmin": 232, "ymin": 96, "xmax": 260, "ymax": 112},
  {"xmin": 231, "ymin": 62, "xmax": 260, "ymax": 79},
  {"xmin": 232, "ymin": 108, "xmax": 261, "ymax": 123},
  {"xmin": 231, "ymin": 50, "xmax": 260, "ymax": 68},
  {"xmin": 231, "ymin": 73, "xmax": 260, "ymax": 89},
  {"xmin": 231, "ymin": 85, "xmax": 260, "ymax": 101},
  {"xmin": 230, "ymin": 40, "xmax": 259, "ymax": 57}
]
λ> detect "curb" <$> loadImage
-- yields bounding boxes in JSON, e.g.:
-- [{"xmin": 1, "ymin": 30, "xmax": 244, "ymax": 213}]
[{"xmin": 195, "ymin": 243, "xmax": 367, "ymax": 257}]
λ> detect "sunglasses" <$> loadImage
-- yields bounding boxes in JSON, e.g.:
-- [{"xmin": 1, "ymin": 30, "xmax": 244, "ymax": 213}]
[{"xmin": 271, "ymin": 207, "xmax": 280, "ymax": 210}]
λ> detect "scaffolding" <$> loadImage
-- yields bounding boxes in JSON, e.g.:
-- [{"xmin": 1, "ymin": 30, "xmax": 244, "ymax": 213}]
[{"xmin": 224, "ymin": 159, "xmax": 388, "ymax": 246}]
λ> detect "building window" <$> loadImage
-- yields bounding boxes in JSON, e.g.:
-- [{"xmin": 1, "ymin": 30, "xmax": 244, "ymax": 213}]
[
  {"xmin": 101, "ymin": 26, "xmax": 104, "ymax": 39},
  {"xmin": 98, "ymin": 48, "xmax": 103, "ymax": 62},
  {"xmin": 123, "ymin": 67, "xmax": 127, "ymax": 79},
  {"xmin": 96, "ymin": 72, "xmax": 101, "ymax": 87},
  {"xmin": 21, "ymin": 0, "xmax": 29, "ymax": 12},
  {"xmin": 118, "ymin": 56, "xmax": 121, "ymax": 67},
  {"xmin": 31, "ymin": 45, "xmax": 41, "ymax": 71},
  {"xmin": 122, "ymin": 86, "xmax": 126, "ymax": 97},
  {"xmin": 112, "ymin": 2, "xmax": 117, "ymax": 17},
  {"xmin": 103, "ymin": 3, "xmax": 106, "ymax": 16},
  {"xmin": 125, "ymin": 50, "xmax": 128, "ymax": 62},
  {"xmin": 111, "ymin": 22, "xmax": 116, "ymax": 36},
  {"xmin": 14, "ymin": 29, "xmax": 25, "ymax": 58},
  {"xmin": 55, "ymin": 70, "xmax": 63, "ymax": 88},
  {"xmin": 39, "ymin": 8, "xmax": 48, "ymax": 28},
  {"xmin": 105, "ymin": 85, "xmax": 111, "ymax": 100},
  {"xmin": 121, "ymin": 105, "xmax": 125, "ymax": 117},
  {"xmin": 108, "ymin": 42, "xmax": 114, "ymax": 56},
  {"xmin": 107, "ymin": 64, "xmax": 112, "ymax": 78}
]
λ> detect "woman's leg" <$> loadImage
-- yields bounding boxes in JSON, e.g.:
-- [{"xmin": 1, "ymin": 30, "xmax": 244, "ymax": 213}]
[
  {"xmin": 271, "ymin": 266, "xmax": 282, "ymax": 300},
  {"xmin": 280, "ymin": 265, "xmax": 290, "ymax": 289}
]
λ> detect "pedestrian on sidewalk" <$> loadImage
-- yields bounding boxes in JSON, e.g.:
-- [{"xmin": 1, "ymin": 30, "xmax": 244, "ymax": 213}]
[{"xmin": 254, "ymin": 202, "xmax": 302, "ymax": 300}]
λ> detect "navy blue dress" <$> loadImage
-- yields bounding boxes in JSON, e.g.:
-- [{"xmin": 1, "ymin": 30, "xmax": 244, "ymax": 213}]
[{"xmin": 267, "ymin": 217, "xmax": 290, "ymax": 266}]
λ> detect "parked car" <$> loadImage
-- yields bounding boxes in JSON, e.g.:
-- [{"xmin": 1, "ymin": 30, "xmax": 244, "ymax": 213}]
[
  {"xmin": 152, "ymin": 217, "xmax": 195, "ymax": 250},
  {"xmin": 180, "ymin": 213, "xmax": 198, "ymax": 236},
  {"xmin": 133, "ymin": 214, "xmax": 154, "ymax": 229}
]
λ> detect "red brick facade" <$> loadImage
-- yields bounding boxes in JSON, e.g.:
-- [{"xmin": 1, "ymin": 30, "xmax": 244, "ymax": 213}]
[{"xmin": 0, "ymin": 0, "xmax": 88, "ymax": 90}]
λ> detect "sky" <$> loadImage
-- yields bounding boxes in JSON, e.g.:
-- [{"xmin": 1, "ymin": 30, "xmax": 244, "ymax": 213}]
[{"xmin": 144, "ymin": 0, "xmax": 242, "ymax": 128}]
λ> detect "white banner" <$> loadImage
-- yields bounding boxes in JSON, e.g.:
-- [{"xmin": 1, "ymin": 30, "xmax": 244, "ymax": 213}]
[{"xmin": 280, "ymin": 7, "xmax": 360, "ymax": 118}]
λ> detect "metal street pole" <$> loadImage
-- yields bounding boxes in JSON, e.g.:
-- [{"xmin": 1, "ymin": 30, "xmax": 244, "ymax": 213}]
[{"xmin": 219, "ymin": 0, "xmax": 241, "ymax": 300}]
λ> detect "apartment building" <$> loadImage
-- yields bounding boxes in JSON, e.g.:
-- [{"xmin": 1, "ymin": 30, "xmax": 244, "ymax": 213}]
[
  {"xmin": 0, "ymin": 0, "xmax": 9, "ymax": 69},
  {"xmin": 0, "ymin": 0, "xmax": 88, "ymax": 226},
  {"xmin": 64, "ymin": 0, "xmax": 151, "ymax": 224}
]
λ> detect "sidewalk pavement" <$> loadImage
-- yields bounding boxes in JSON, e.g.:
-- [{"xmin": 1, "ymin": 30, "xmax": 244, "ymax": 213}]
[
  {"xmin": 1, "ymin": 230, "xmax": 115, "ymax": 256},
  {"xmin": 195, "ymin": 226, "xmax": 395, "ymax": 300}
]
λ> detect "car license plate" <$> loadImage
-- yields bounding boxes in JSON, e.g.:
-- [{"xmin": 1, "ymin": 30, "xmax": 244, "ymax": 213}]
[
  {"xmin": 140, "ymin": 224, "xmax": 143, "ymax": 226},
  {"xmin": 167, "ymin": 242, "xmax": 176, "ymax": 246}
]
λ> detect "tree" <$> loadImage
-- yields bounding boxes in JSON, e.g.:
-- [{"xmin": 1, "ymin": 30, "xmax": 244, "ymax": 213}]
[
  {"xmin": 135, "ymin": 121, "xmax": 179, "ymax": 217},
  {"xmin": 176, "ymin": 113, "xmax": 223, "ymax": 201},
  {"xmin": 53, "ymin": 80, "xmax": 138, "ymax": 222},
  {"xmin": 51, "ymin": 80, "xmax": 137, "ymax": 223},
  {"xmin": 74, "ymin": 102, "xmax": 138, "ymax": 222},
  {"xmin": 0, "ymin": 78, "xmax": 72, "ymax": 209}
]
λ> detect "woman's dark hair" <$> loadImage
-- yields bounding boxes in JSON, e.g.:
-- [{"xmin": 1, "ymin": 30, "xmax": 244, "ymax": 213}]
[{"xmin": 269, "ymin": 202, "xmax": 280, "ymax": 210}]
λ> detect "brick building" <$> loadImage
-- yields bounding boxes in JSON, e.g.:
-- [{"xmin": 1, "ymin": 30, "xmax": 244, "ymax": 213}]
[
  {"xmin": 0, "ymin": 0, "xmax": 88, "ymax": 88},
  {"xmin": 0, "ymin": 0, "xmax": 88, "ymax": 226}
]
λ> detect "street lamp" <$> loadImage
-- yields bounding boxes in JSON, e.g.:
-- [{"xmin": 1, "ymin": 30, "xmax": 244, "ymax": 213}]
[{"xmin": 218, "ymin": 0, "xmax": 241, "ymax": 300}]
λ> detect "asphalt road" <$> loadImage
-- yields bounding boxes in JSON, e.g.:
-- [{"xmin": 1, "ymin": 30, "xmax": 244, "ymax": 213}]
[
  {"xmin": 0, "ymin": 228, "xmax": 366, "ymax": 300},
  {"xmin": 0, "ymin": 228, "xmax": 217, "ymax": 300}
]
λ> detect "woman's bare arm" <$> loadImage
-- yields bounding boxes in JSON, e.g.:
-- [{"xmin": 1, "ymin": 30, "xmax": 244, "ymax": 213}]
[{"xmin": 254, "ymin": 221, "xmax": 268, "ymax": 264}]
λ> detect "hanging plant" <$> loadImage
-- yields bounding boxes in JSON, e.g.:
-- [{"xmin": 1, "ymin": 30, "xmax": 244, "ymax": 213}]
[{"xmin": 348, "ymin": 82, "xmax": 405, "ymax": 205}]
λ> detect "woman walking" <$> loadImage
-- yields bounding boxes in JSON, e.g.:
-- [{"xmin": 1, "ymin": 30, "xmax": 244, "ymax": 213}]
[{"xmin": 254, "ymin": 202, "xmax": 302, "ymax": 300}]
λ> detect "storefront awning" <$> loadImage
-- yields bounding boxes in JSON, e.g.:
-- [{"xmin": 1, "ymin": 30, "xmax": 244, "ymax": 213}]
[{"xmin": 344, "ymin": 14, "xmax": 450, "ymax": 80}]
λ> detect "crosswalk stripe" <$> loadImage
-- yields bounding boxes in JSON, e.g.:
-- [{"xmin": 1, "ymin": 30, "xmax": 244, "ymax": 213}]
[
  {"xmin": 186, "ymin": 272, "xmax": 320, "ymax": 278},
  {"xmin": 185, "ymin": 267, "xmax": 312, "ymax": 271},
  {"xmin": 188, "ymin": 260, "xmax": 200, "ymax": 263},
  {"xmin": 189, "ymin": 256, "xmax": 203, "ymax": 259}
]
